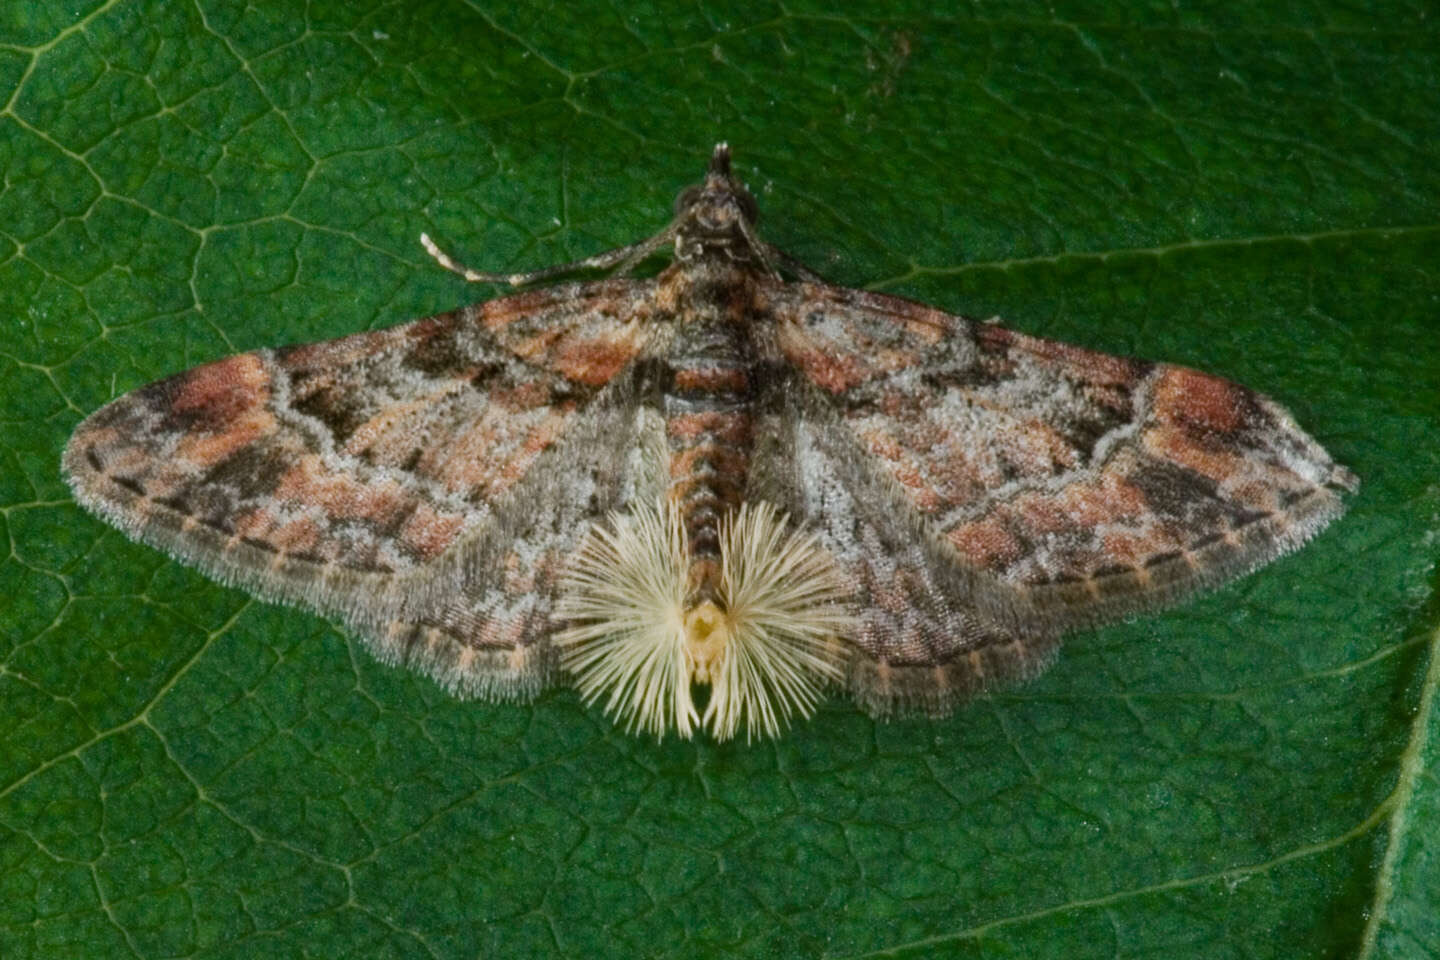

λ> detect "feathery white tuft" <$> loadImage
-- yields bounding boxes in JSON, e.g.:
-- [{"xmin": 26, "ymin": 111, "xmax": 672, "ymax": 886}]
[
  {"xmin": 703, "ymin": 503, "xmax": 851, "ymax": 740},
  {"xmin": 555, "ymin": 500, "xmax": 853, "ymax": 741},
  {"xmin": 554, "ymin": 498, "xmax": 698, "ymax": 739}
]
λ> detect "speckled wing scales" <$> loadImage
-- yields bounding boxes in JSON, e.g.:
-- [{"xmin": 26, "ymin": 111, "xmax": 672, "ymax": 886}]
[
  {"xmin": 63, "ymin": 279, "xmax": 656, "ymax": 700},
  {"xmin": 752, "ymin": 401, "xmax": 1059, "ymax": 718},
  {"xmin": 770, "ymin": 283, "xmax": 1357, "ymax": 713}
]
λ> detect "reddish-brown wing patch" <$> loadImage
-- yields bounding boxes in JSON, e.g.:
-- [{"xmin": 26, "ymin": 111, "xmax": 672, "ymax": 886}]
[
  {"xmin": 775, "ymin": 283, "xmax": 1357, "ymax": 628},
  {"xmin": 773, "ymin": 407, "xmax": 1063, "ymax": 716},
  {"xmin": 63, "ymin": 279, "xmax": 653, "ymax": 635}
]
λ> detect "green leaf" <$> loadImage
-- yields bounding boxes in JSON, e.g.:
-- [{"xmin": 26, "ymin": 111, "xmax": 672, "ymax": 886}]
[{"xmin": 3, "ymin": 2, "xmax": 1437, "ymax": 957}]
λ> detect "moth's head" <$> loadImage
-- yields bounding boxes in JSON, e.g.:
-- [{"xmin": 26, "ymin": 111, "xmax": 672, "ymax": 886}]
[{"xmin": 671, "ymin": 143, "xmax": 761, "ymax": 262}]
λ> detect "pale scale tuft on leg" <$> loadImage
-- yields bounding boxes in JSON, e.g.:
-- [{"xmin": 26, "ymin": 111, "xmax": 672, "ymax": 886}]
[
  {"xmin": 555, "ymin": 500, "xmax": 853, "ymax": 741},
  {"xmin": 703, "ymin": 502, "xmax": 852, "ymax": 741},
  {"xmin": 553, "ymin": 498, "xmax": 698, "ymax": 739}
]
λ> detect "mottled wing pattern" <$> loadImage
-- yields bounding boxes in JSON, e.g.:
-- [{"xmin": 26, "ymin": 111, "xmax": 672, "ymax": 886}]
[
  {"xmin": 64, "ymin": 279, "xmax": 657, "ymax": 699},
  {"xmin": 752, "ymin": 405, "xmax": 1060, "ymax": 717},
  {"xmin": 770, "ymin": 283, "xmax": 1356, "ymax": 711}
]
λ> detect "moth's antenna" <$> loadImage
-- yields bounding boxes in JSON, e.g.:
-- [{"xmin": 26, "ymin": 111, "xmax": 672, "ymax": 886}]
[{"xmin": 420, "ymin": 232, "xmax": 663, "ymax": 287}]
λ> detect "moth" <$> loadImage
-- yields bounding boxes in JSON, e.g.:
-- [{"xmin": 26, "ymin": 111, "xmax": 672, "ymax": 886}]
[{"xmin": 63, "ymin": 144, "xmax": 1358, "ymax": 741}]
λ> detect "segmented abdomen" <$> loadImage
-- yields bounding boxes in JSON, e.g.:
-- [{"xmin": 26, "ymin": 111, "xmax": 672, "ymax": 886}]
[{"xmin": 662, "ymin": 319, "xmax": 755, "ymax": 599}]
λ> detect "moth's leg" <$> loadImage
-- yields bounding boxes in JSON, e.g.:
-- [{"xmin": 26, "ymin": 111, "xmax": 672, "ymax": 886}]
[
  {"xmin": 610, "ymin": 227, "xmax": 681, "ymax": 277},
  {"xmin": 421, "ymin": 230, "xmax": 674, "ymax": 286},
  {"xmin": 762, "ymin": 242, "xmax": 828, "ymax": 284},
  {"xmin": 733, "ymin": 217, "xmax": 781, "ymax": 281}
]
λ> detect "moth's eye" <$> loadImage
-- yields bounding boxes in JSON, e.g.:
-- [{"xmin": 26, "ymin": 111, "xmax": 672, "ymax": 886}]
[{"xmin": 674, "ymin": 186, "xmax": 703, "ymax": 215}]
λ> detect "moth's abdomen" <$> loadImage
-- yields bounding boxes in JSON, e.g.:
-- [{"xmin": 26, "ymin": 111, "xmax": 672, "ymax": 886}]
[{"xmin": 661, "ymin": 326, "xmax": 756, "ymax": 597}]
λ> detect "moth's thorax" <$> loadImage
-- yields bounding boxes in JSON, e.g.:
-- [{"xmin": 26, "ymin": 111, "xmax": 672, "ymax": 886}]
[{"xmin": 657, "ymin": 257, "xmax": 765, "ymax": 325}]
